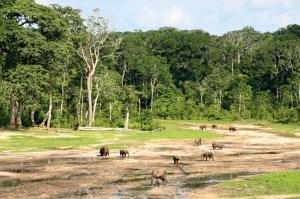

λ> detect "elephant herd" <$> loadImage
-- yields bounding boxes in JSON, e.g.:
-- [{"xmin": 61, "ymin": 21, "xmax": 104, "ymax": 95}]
[
  {"xmin": 97, "ymin": 123, "xmax": 232, "ymax": 186},
  {"xmin": 199, "ymin": 124, "xmax": 237, "ymax": 132}
]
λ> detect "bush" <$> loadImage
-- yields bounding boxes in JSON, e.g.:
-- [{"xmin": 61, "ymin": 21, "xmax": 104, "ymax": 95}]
[{"xmin": 139, "ymin": 110, "xmax": 161, "ymax": 131}]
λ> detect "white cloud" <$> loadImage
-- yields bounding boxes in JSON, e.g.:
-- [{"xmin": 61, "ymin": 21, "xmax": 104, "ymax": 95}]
[
  {"xmin": 282, "ymin": 0, "xmax": 294, "ymax": 8},
  {"xmin": 136, "ymin": 5, "xmax": 191, "ymax": 29},
  {"xmin": 162, "ymin": 6, "xmax": 191, "ymax": 27},
  {"xmin": 136, "ymin": 5, "xmax": 158, "ymax": 26},
  {"xmin": 249, "ymin": 0, "xmax": 278, "ymax": 8},
  {"xmin": 249, "ymin": 0, "xmax": 294, "ymax": 8},
  {"xmin": 279, "ymin": 13, "xmax": 293, "ymax": 26},
  {"xmin": 35, "ymin": 0, "xmax": 53, "ymax": 5}
]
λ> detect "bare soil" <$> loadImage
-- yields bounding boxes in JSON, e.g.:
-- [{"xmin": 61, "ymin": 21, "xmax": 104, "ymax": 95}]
[{"xmin": 1, "ymin": 125, "xmax": 300, "ymax": 199}]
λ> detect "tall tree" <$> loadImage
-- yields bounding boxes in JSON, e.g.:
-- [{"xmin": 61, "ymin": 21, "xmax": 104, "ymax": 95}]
[{"xmin": 75, "ymin": 9, "xmax": 121, "ymax": 127}]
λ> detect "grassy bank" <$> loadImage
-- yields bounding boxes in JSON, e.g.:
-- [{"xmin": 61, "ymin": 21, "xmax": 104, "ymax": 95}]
[
  {"xmin": 164, "ymin": 119, "xmax": 300, "ymax": 136},
  {"xmin": 220, "ymin": 171, "xmax": 300, "ymax": 197},
  {"xmin": 1, "ymin": 119, "xmax": 299, "ymax": 153},
  {"xmin": 0, "ymin": 120, "xmax": 221, "ymax": 152}
]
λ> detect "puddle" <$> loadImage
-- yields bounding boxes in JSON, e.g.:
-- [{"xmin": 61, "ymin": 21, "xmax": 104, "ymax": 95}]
[
  {"xmin": 112, "ymin": 177, "xmax": 146, "ymax": 184},
  {"xmin": 183, "ymin": 172, "xmax": 260, "ymax": 189},
  {"xmin": 226, "ymin": 151, "xmax": 281, "ymax": 157},
  {"xmin": 127, "ymin": 184, "xmax": 152, "ymax": 196},
  {"xmin": 0, "ymin": 172, "xmax": 96, "ymax": 188},
  {"xmin": 155, "ymin": 147, "xmax": 182, "ymax": 151}
]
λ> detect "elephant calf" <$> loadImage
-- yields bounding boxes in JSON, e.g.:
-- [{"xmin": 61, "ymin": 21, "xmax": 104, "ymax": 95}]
[
  {"xmin": 212, "ymin": 142, "xmax": 224, "ymax": 150},
  {"xmin": 201, "ymin": 151, "xmax": 214, "ymax": 161},
  {"xmin": 120, "ymin": 149, "xmax": 129, "ymax": 158},
  {"xmin": 229, "ymin": 127, "xmax": 237, "ymax": 131},
  {"xmin": 212, "ymin": 124, "xmax": 217, "ymax": 129},
  {"xmin": 151, "ymin": 169, "xmax": 167, "ymax": 186},
  {"xmin": 199, "ymin": 125, "xmax": 207, "ymax": 130},
  {"xmin": 194, "ymin": 138, "xmax": 202, "ymax": 146},
  {"xmin": 173, "ymin": 156, "xmax": 182, "ymax": 164}
]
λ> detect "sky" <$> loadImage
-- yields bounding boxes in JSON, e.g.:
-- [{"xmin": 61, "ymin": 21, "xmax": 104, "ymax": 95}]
[{"xmin": 35, "ymin": 0, "xmax": 300, "ymax": 35}]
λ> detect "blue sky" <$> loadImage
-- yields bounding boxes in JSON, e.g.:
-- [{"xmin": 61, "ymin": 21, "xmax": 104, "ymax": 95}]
[{"xmin": 35, "ymin": 0, "xmax": 300, "ymax": 35}]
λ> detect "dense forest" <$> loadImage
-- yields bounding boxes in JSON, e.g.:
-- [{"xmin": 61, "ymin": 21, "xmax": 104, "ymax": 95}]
[{"xmin": 1, "ymin": 0, "xmax": 300, "ymax": 129}]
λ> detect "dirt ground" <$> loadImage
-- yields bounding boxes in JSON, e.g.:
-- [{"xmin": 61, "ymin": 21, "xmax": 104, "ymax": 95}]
[{"xmin": 1, "ymin": 125, "xmax": 300, "ymax": 199}]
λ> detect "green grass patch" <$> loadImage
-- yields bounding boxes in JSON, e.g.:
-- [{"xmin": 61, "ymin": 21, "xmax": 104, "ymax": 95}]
[
  {"xmin": 123, "ymin": 129, "xmax": 221, "ymax": 141},
  {"xmin": 258, "ymin": 122, "xmax": 300, "ymax": 136},
  {"xmin": 0, "ymin": 121, "xmax": 222, "ymax": 152},
  {"xmin": 162, "ymin": 119, "xmax": 300, "ymax": 136},
  {"xmin": 220, "ymin": 171, "xmax": 300, "ymax": 197},
  {"xmin": 123, "ymin": 119, "xmax": 222, "ymax": 141},
  {"xmin": 0, "ymin": 135, "xmax": 102, "ymax": 152}
]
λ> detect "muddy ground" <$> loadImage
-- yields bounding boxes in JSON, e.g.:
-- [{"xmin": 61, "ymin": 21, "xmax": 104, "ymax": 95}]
[{"xmin": 0, "ymin": 125, "xmax": 300, "ymax": 199}]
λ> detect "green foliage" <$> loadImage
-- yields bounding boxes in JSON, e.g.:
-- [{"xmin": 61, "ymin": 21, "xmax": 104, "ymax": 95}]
[
  {"xmin": 1, "ymin": 0, "xmax": 300, "ymax": 127},
  {"xmin": 139, "ymin": 110, "xmax": 160, "ymax": 131}
]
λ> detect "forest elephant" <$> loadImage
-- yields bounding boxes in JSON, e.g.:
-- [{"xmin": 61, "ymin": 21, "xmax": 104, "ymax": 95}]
[
  {"xmin": 199, "ymin": 125, "xmax": 207, "ymax": 130},
  {"xmin": 173, "ymin": 156, "xmax": 182, "ymax": 164},
  {"xmin": 212, "ymin": 142, "xmax": 224, "ymax": 150},
  {"xmin": 151, "ymin": 169, "xmax": 167, "ymax": 186},
  {"xmin": 212, "ymin": 124, "xmax": 217, "ymax": 129},
  {"xmin": 120, "ymin": 149, "xmax": 129, "ymax": 158},
  {"xmin": 201, "ymin": 151, "xmax": 214, "ymax": 161},
  {"xmin": 229, "ymin": 127, "xmax": 237, "ymax": 131},
  {"xmin": 100, "ymin": 145, "xmax": 110, "ymax": 156},
  {"xmin": 194, "ymin": 138, "xmax": 202, "ymax": 146}
]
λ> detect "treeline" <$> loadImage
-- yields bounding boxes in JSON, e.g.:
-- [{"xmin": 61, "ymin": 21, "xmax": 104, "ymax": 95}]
[{"xmin": 1, "ymin": 0, "xmax": 300, "ymax": 129}]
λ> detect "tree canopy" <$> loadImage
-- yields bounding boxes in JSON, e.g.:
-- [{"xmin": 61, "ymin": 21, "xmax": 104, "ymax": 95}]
[{"xmin": 1, "ymin": 1, "xmax": 300, "ymax": 128}]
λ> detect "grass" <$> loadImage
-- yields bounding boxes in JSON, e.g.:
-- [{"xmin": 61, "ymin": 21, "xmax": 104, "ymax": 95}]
[
  {"xmin": 0, "ymin": 120, "xmax": 221, "ymax": 152},
  {"xmin": 164, "ymin": 119, "xmax": 300, "ymax": 136},
  {"xmin": 123, "ymin": 120, "xmax": 222, "ymax": 141},
  {"xmin": 259, "ymin": 122, "xmax": 300, "ymax": 136},
  {"xmin": 220, "ymin": 171, "xmax": 300, "ymax": 197},
  {"xmin": 0, "ymin": 135, "xmax": 102, "ymax": 152},
  {"xmin": 1, "ymin": 119, "xmax": 299, "ymax": 152}
]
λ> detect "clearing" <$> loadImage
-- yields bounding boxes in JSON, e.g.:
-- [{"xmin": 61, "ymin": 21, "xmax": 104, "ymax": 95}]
[{"xmin": 0, "ymin": 121, "xmax": 300, "ymax": 199}]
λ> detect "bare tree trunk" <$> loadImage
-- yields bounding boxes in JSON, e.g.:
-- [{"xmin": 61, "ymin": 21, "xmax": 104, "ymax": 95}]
[
  {"xmin": 237, "ymin": 51, "xmax": 241, "ymax": 65},
  {"xmin": 16, "ymin": 101, "xmax": 22, "ymax": 128},
  {"xmin": 124, "ymin": 105, "xmax": 129, "ymax": 129},
  {"xmin": 231, "ymin": 59, "xmax": 234, "ymax": 77},
  {"xmin": 200, "ymin": 93, "xmax": 204, "ymax": 108},
  {"xmin": 150, "ymin": 79, "xmax": 154, "ymax": 112},
  {"xmin": 213, "ymin": 91, "xmax": 217, "ymax": 107},
  {"xmin": 87, "ymin": 75, "xmax": 93, "ymax": 127},
  {"xmin": 77, "ymin": 77, "xmax": 83, "ymax": 124},
  {"xmin": 80, "ymin": 95, "xmax": 84, "ymax": 124},
  {"xmin": 40, "ymin": 111, "xmax": 49, "ymax": 127},
  {"xmin": 122, "ymin": 62, "xmax": 127, "ymax": 87},
  {"xmin": 9, "ymin": 96, "xmax": 16, "ymax": 128},
  {"xmin": 138, "ymin": 98, "xmax": 141, "ymax": 116},
  {"xmin": 109, "ymin": 102, "xmax": 113, "ymax": 121},
  {"xmin": 30, "ymin": 109, "xmax": 35, "ymax": 127},
  {"xmin": 219, "ymin": 90, "xmax": 223, "ymax": 109},
  {"xmin": 93, "ymin": 85, "xmax": 100, "ymax": 122},
  {"xmin": 46, "ymin": 94, "xmax": 52, "ymax": 129},
  {"xmin": 60, "ymin": 73, "xmax": 66, "ymax": 116},
  {"xmin": 238, "ymin": 92, "xmax": 242, "ymax": 115},
  {"xmin": 298, "ymin": 83, "xmax": 300, "ymax": 100}
]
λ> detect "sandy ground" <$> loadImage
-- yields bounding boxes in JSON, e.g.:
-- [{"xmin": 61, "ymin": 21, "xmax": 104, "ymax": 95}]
[{"xmin": 0, "ymin": 125, "xmax": 300, "ymax": 199}]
